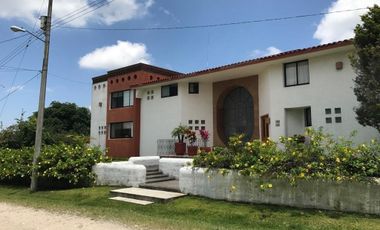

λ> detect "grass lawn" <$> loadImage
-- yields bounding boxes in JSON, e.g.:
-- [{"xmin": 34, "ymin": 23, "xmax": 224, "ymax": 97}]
[{"xmin": 0, "ymin": 185, "xmax": 379, "ymax": 230}]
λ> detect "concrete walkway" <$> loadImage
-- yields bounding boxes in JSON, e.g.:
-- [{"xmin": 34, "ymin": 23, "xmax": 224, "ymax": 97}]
[{"xmin": 0, "ymin": 202, "xmax": 140, "ymax": 230}]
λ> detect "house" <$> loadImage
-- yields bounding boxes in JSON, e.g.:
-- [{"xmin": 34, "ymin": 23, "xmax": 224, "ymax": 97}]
[{"xmin": 90, "ymin": 40, "xmax": 379, "ymax": 157}]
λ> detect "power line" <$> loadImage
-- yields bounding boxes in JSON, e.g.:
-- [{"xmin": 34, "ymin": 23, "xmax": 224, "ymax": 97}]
[
  {"xmin": 0, "ymin": 40, "xmax": 31, "ymax": 118},
  {"xmin": 60, "ymin": 7, "xmax": 370, "ymax": 31},
  {"xmin": 0, "ymin": 34, "xmax": 28, "ymax": 45},
  {"xmin": 49, "ymin": 72, "xmax": 89, "ymax": 85},
  {"xmin": 52, "ymin": 0, "xmax": 113, "ymax": 30},
  {"xmin": 0, "ymin": 72, "xmax": 40, "ymax": 103}
]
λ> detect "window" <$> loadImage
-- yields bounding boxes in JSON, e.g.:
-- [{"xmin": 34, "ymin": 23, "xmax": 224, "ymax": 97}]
[
  {"xmin": 326, "ymin": 117, "xmax": 332, "ymax": 124},
  {"xmin": 161, "ymin": 84, "xmax": 178, "ymax": 98},
  {"xmin": 111, "ymin": 90, "xmax": 134, "ymax": 108},
  {"xmin": 110, "ymin": 122, "xmax": 133, "ymax": 139},
  {"xmin": 304, "ymin": 107, "xmax": 312, "ymax": 127},
  {"xmin": 335, "ymin": 117, "xmax": 342, "ymax": 123},
  {"xmin": 284, "ymin": 60, "xmax": 309, "ymax": 87},
  {"xmin": 325, "ymin": 108, "xmax": 331, "ymax": 115},
  {"xmin": 189, "ymin": 82, "xmax": 199, "ymax": 94},
  {"xmin": 334, "ymin": 108, "xmax": 341, "ymax": 114}
]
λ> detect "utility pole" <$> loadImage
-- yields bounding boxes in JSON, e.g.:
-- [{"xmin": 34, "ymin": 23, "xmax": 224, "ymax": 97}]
[{"xmin": 30, "ymin": 0, "xmax": 53, "ymax": 192}]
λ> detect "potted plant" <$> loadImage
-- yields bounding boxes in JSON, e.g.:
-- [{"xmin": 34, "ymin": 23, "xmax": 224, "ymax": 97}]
[
  {"xmin": 199, "ymin": 129, "xmax": 211, "ymax": 152},
  {"xmin": 186, "ymin": 129, "xmax": 198, "ymax": 156},
  {"xmin": 171, "ymin": 124, "xmax": 188, "ymax": 155}
]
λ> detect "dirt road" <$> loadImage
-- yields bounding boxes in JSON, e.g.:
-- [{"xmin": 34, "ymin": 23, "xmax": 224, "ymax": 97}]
[{"xmin": 0, "ymin": 202, "xmax": 138, "ymax": 230}]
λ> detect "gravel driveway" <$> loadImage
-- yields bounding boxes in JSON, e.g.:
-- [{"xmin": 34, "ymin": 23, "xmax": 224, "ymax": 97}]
[{"xmin": 0, "ymin": 202, "xmax": 138, "ymax": 230}]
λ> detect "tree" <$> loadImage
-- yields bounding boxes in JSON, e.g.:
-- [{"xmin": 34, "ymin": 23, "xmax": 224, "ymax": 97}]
[
  {"xmin": 351, "ymin": 5, "xmax": 380, "ymax": 133},
  {"xmin": 0, "ymin": 101, "xmax": 91, "ymax": 148}
]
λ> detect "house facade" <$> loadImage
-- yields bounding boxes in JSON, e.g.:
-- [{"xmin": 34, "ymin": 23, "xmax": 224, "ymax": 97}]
[{"xmin": 90, "ymin": 40, "xmax": 380, "ymax": 157}]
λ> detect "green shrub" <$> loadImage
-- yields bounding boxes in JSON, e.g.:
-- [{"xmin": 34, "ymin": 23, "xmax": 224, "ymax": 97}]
[
  {"xmin": 193, "ymin": 128, "xmax": 380, "ymax": 185},
  {"xmin": 0, "ymin": 144, "xmax": 109, "ymax": 187}
]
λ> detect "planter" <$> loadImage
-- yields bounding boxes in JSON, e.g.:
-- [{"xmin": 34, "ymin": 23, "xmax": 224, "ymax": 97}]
[
  {"xmin": 179, "ymin": 167, "xmax": 380, "ymax": 215},
  {"xmin": 174, "ymin": 142, "xmax": 186, "ymax": 155},
  {"xmin": 200, "ymin": 147, "xmax": 211, "ymax": 152},
  {"xmin": 187, "ymin": 146, "xmax": 198, "ymax": 156}
]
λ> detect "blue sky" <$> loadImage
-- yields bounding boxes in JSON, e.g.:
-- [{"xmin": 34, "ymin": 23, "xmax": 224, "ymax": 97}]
[{"xmin": 0, "ymin": 0, "xmax": 378, "ymax": 127}]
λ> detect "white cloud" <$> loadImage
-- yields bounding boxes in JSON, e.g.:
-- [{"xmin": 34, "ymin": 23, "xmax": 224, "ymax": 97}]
[
  {"xmin": 314, "ymin": 0, "xmax": 380, "ymax": 44},
  {"xmin": 0, "ymin": 0, "xmax": 154, "ymax": 27},
  {"xmin": 79, "ymin": 40, "xmax": 151, "ymax": 70},
  {"xmin": 6, "ymin": 85, "xmax": 24, "ymax": 93},
  {"xmin": 250, "ymin": 46, "xmax": 282, "ymax": 58}
]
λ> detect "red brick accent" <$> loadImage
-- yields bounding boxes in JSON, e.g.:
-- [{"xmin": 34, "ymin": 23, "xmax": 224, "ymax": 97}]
[{"xmin": 105, "ymin": 70, "xmax": 173, "ymax": 157}]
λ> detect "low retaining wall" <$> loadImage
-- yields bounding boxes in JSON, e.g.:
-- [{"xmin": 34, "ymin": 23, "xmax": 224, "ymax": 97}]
[
  {"xmin": 179, "ymin": 167, "xmax": 380, "ymax": 215},
  {"xmin": 93, "ymin": 162, "xmax": 146, "ymax": 187},
  {"xmin": 129, "ymin": 156, "xmax": 160, "ymax": 167},
  {"xmin": 159, "ymin": 158, "xmax": 193, "ymax": 179}
]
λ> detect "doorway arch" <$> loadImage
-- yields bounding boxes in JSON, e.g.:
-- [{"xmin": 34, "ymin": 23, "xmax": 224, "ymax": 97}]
[{"xmin": 220, "ymin": 87, "xmax": 253, "ymax": 143}]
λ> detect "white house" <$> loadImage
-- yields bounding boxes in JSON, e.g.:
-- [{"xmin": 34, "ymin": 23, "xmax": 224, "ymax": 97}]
[{"xmin": 90, "ymin": 40, "xmax": 379, "ymax": 157}]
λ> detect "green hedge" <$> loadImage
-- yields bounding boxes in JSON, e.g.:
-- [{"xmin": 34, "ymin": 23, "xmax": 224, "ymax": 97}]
[
  {"xmin": 193, "ymin": 128, "xmax": 380, "ymax": 185},
  {"xmin": 0, "ymin": 144, "xmax": 109, "ymax": 187}
]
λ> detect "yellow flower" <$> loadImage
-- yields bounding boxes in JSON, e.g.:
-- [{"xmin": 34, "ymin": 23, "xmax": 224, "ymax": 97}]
[
  {"xmin": 336, "ymin": 157, "xmax": 341, "ymax": 163},
  {"xmin": 292, "ymin": 152, "xmax": 296, "ymax": 156},
  {"xmin": 268, "ymin": 184, "xmax": 272, "ymax": 188},
  {"xmin": 307, "ymin": 164, "xmax": 312, "ymax": 169},
  {"xmin": 260, "ymin": 184, "xmax": 264, "ymax": 189},
  {"xmin": 336, "ymin": 176, "xmax": 342, "ymax": 181},
  {"xmin": 287, "ymin": 137, "xmax": 292, "ymax": 141},
  {"xmin": 299, "ymin": 172, "xmax": 305, "ymax": 178},
  {"xmin": 230, "ymin": 185, "xmax": 237, "ymax": 192}
]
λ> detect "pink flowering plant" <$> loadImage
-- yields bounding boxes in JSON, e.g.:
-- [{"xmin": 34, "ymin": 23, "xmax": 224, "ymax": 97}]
[{"xmin": 199, "ymin": 129, "xmax": 209, "ymax": 147}]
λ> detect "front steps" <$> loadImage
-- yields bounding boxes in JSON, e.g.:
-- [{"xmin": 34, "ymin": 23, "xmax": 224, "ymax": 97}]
[
  {"xmin": 144, "ymin": 165, "xmax": 175, "ymax": 184},
  {"xmin": 109, "ymin": 165, "xmax": 184, "ymax": 205},
  {"xmin": 110, "ymin": 187, "xmax": 185, "ymax": 204}
]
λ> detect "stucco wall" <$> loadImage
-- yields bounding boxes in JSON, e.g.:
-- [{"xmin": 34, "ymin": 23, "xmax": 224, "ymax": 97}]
[
  {"xmin": 179, "ymin": 167, "xmax": 380, "ymax": 215},
  {"xmin": 259, "ymin": 50, "xmax": 380, "ymax": 143},
  {"xmin": 90, "ymin": 81, "xmax": 107, "ymax": 151},
  {"xmin": 140, "ymin": 85, "xmax": 182, "ymax": 155},
  {"xmin": 180, "ymin": 82, "xmax": 214, "ymax": 146}
]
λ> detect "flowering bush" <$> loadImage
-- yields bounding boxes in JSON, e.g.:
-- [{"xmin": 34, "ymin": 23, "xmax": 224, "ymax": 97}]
[
  {"xmin": 193, "ymin": 128, "xmax": 380, "ymax": 185},
  {"xmin": 199, "ymin": 129, "xmax": 210, "ymax": 147},
  {"xmin": 186, "ymin": 130, "xmax": 197, "ymax": 146},
  {"xmin": 0, "ymin": 144, "xmax": 109, "ymax": 187}
]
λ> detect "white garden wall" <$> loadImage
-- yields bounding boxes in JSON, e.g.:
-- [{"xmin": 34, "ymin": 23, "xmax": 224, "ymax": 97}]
[
  {"xmin": 159, "ymin": 158, "xmax": 193, "ymax": 179},
  {"xmin": 179, "ymin": 167, "xmax": 380, "ymax": 215},
  {"xmin": 93, "ymin": 161, "xmax": 145, "ymax": 187}
]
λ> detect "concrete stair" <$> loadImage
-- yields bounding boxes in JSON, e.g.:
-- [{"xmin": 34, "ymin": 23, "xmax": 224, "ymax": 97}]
[
  {"xmin": 110, "ymin": 187, "xmax": 186, "ymax": 204},
  {"xmin": 109, "ymin": 165, "xmax": 184, "ymax": 205},
  {"xmin": 144, "ymin": 166, "xmax": 175, "ymax": 184}
]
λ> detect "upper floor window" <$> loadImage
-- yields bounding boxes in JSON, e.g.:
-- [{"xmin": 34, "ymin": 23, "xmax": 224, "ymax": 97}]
[
  {"xmin": 161, "ymin": 83, "xmax": 178, "ymax": 98},
  {"xmin": 110, "ymin": 122, "xmax": 133, "ymax": 139},
  {"xmin": 284, "ymin": 60, "xmax": 309, "ymax": 87},
  {"xmin": 111, "ymin": 90, "xmax": 134, "ymax": 108},
  {"xmin": 189, "ymin": 82, "xmax": 199, "ymax": 94}
]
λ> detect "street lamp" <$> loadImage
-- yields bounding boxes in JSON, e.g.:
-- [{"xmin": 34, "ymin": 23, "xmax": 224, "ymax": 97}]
[
  {"xmin": 10, "ymin": 0, "xmax": 53, "ymax": 192},
  {"xmin": 10, "ymin": 26, "xmax": 44, "ymax": 42}
]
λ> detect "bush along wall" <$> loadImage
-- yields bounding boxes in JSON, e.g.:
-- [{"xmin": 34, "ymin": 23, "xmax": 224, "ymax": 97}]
[
  {"xmin": 0, "ymin": 144, "xmax": 109, "ymax": 188},
  {"xmin": 193, "ymin": 128, "xmax": 380, "ymax": 187}
]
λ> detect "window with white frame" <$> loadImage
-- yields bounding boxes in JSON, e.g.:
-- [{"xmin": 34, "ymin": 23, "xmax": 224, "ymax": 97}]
[
  {"xmin": 284, "ymin": 60, "xmax": 309, "ymax": 87},
  {"xmin": 110, "ymin": 122, "xmax": 133, "ymax": 139},
  {"xmin": 111, "ymin": 90, "xmax": 134, "ymax": 108}
]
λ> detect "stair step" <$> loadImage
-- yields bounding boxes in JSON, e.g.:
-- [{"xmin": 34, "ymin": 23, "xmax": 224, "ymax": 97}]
[
  {"xmin": 109, "ymin": 196, "xmax": 154, "ymax": 205},
  {"xmin": 110, "ymin": 187, "xmax": 186, "ymax": 203},
  {"xmin": 146, "ymin": 170, "xmax": 162, "ymax": 176},
  {"xmin": 146, "ymin": 173, "xmax": 167, "ymax": 179},
  {"xmin": 146, "ymin": 165, "xmax": 159, "ymax": 172},
  {"xmin": 145, "ymin": 176, "xmax": 175, "ymax": 184}
]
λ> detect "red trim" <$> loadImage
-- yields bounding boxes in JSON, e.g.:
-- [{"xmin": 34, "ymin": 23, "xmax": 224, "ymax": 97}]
[{"xmin": 132, "ymin": 40, "xmax": 353, "ymax": 88}]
